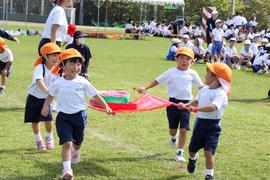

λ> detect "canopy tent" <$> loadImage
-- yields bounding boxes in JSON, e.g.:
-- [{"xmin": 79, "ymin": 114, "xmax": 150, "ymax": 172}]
[{"xmin": 91, "ymin": 0, "xmax": 185, "ymax": 28}]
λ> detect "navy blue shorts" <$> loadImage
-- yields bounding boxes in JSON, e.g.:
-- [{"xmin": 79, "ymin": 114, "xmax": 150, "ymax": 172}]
[
  {"xmin": 24, "ymin": 94, "xmax": 53, "ymax": 123},
  {"xmin": 189, "ymin": 118, "xmax": 221, "ymax": 154},
  {"xmin": 211, "ymin": 41, "xmax": 222, "ymax": 54},
  {"xmin": 56, "ymin": 110, "xmax": 87, "ymax": 145},
  {"xmin": 166, "ymin": 98, "xmax": 190, "ymax": 130}
]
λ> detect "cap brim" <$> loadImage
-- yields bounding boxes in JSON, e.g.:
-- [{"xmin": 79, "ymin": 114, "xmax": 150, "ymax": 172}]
[
  {"xmin": 176, "ymin": 52, "xmax": 194, "ymax": 60},
  {"xmin": 206, "ymin": 63, "xmax": 216, "ymax": 74}
]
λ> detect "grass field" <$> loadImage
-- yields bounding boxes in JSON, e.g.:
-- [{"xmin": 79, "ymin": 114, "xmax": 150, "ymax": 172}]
[{"xmin": 0, "ymin": 34, "xmax": 269, "ymax": 180}]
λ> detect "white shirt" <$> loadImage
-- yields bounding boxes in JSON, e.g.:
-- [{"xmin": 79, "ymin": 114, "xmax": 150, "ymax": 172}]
[
  {"xmin": 240, "ymin": 48, "xmax": 253, "ymax": 58},
  {"xmin": 28, "ymin": 64, "xmax": 57, "ymax": 99},
  {"xmin": 156, "ymin": 67, "xmax": 203, "ymax": 100},
  {"xmin": 180, "ymin": 26, "xmax": 188, "ymax": 36},
  {"xmin": 42, "ymin": 6, "xmax": 68, "ymax": 42},
  {"xmin": 196, "ymin": 86, "xmax": 228, "ymax": 119},
  {"xmin": 233, "ymin": 15, "xmax": 243, "ymax": 26},
  {"xmin": 212, "ymin": 28, "xmax": 224, "ymax": 41},
  {"xmin": 64, "ymin": 34, "xmax": 74, "ymax": 45},
  {"xmin": 250, "ymin": 42, "xmax": 259, "ymax": 55},
  {"xmin": 192, "ymin": 45, "xmax": 205, "ymax": 55},
  {"xmin": 194, "ymin": 27, "xmax": 202, "ymax": 36},
  {"xmin": 181, "ymin": 41, "xmax": 194, "ymax": 49},
  {"xmin": 0, "ymin": 48, "xmax": 13, "ymax": 62},
  {"xmin": 224, "ymin": 29, "xmax": 234, "ymax": 37},
  {"xmin": 224, "ymin": 46, "xmax": 238, "ymax": 57},
  {"xmin": 49, "ymin": 75, "xmax": 98, "ymax": 114},
  {"xmin": 253, "ymin": 53, "xmax": 269, "ymax": 65},
  {"xmin": 169, "ymin": 45, "xmax": 178, "ymax": 53},
  {"xmin": 125, "ymin": 23, "xmax": 133, "ymax": 30},
  {"xmin": 249, "ymin": 20, "xmax": 258, "ymax": 27}
]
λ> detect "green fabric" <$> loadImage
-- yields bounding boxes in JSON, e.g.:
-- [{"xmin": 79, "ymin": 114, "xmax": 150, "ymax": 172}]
[{"xmin": 102, "ymin": 92, "xmax": 130, "ymax": 104}]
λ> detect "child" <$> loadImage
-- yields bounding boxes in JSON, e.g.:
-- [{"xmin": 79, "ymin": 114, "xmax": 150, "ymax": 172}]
[
  {"xmin": 41, "ymin": 48, "xmax": 112, "ymax": 179},
  {"xmin": 0, "ymin": 38, "xmax": 14, "ymax": 94},
  {"xmin": 135, "ymin": 47, "xmax": 204, "ymax": 162},
  {"xmin": 192, "ymin": 38, "xmax": 205, "ymax": 63},
  {"xmin": 66, "ymin": 31, "xmax": 92, "ymax": 80},
  {"xmin": 177, "ymin": 62, "xmax": 232, "ymax": 180},
  {"xmin": 224, "ymin": 38, "xmax": 239, "ymax": 68},
  {"xmin": 166, "ymin": 38, "xmax": 181, "ymax": 60},
  {"xmin": 24, "ymin": 43, "xmax": 61, "ymax": 151},
  {"xmin": 181, "ymin": 34, "xmax": 194, "ymax": 49},
  {"xmin": 211, "ymin": 19, "xmax": 224, "ymax": 62},
  {"xmin": 238, "ymin": 39, "xmax": 253, "ymax": 70}
]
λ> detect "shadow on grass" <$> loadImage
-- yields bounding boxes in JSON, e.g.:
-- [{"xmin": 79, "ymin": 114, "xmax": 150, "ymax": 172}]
[
  {"xmin": 0, "ymin": 107, "xmax": 25, "ymax": 112},
  {"xmin": 230, "ymin": 98, "xmax": 270, "ymax": 103}
]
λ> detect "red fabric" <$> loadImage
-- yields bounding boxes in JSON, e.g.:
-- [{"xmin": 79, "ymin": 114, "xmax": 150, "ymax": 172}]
[{"xmin": 89, "ymin": 93, "xmax": 173, "ymax": 114}]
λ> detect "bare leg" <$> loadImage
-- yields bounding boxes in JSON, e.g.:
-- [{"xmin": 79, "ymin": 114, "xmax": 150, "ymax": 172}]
[
  {"xmin": 204, "ymin": 150, "xmax": 214, "ymax": 169},
  {"xmin": 169, "ymin": 129, "xmax": 177, "ymax": 137},
  {"xmin": 178, "ymin": 128, "xmax": 187, "ymax": 149},
  {"xmin": 32, "ymin": 122, "xmax": 40, "ymax": 134},
  {"xmin": 62, "ymin": 141, "xmax": 73, "ymax": 161},
  {"xmin": 44, "ymin": 121, "xmax": 53, "ymax": 133}
]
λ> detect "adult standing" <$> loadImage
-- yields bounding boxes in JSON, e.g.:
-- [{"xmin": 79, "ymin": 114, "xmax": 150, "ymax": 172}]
[
  {"xmin": 206, "ymin": 10, "xmax": 218, "ymax": 46},
  {"xmin": 38, "ymin": 0, "xmax": 73, "ymax": 55}
]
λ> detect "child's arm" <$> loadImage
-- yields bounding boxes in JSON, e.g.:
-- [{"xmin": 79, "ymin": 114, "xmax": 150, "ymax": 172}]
[
  {"xmin": 36, "ymin": 79, "xmax": 49, "ymax": 94},
  {"xmin": 134, "ymin": 80, "xmax": 159, "ymax": 94},
  {"xmin": 92, "ymin": 94, "xmax": 113, "ymax": 115},
  {"xmin": 41, "ymin": 95, "xmax": 54, "ymax": 116},
  {"xmin": 176, "ymin": 100, "xmax": 198, "ymax": 110}
]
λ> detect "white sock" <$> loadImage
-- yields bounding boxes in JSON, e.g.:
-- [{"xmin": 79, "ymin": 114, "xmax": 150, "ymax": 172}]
[
  {"xmin": 46, "ymin": 131, "xmax": 53, "ymax": 138},
  {"xmin": 63, "ymin": 161, "xmax": 71, "ymax": 170},
  {"xmin": 0, "ymin": 85, "xmax": 5, "ymax": 89},
  {"xmin": 206, "ymin": 169, "xmax": 214, "ymax": 176},
  {"xmin": 34, "ymin": 132, "xmax": 42, "ymax": 142}
]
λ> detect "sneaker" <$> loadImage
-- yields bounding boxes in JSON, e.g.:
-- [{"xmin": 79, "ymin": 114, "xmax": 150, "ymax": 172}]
[
  {"xmin": 45, "ymin": 137, "xmax": 55, "ymax": 150},
  {"xmin": 187, "ymin": 157, "xmax": 197, "ymax": 173},
  {"xmin": 169, "ymin": 136, "xmax": 178, "ymax": 148},
  {"xmin": 176, "ymin": 150, "xmax": 186, "ymax": 162},
  {"xmin": 36, "ymin": 140, "xmax": 46, "ymax": 151},
  {"xmin": 0, "ymin": 87, "xmax": 5, "ymax": 95},
  {"xmin": 236, "ymin": 64, "xmax": 241, "ymax": 70},
  {"xmin": 205, "ymin": 175, "xmax": 214, "ymax": 180},
  {"xmin": 71, "ymin": 147, "xmax": 80, "ymax": 165},
  {"xmin": 61, "ymin": 169, "xmax": 73, "ymax": 180}
]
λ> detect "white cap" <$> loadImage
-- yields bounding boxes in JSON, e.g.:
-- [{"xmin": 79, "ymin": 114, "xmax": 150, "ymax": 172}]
[
  {"xmin": 261, "ymin": 38, "xmax": 269, "ymax": 43},
  {"xmin": 243, "ymin": 39, "xmax": 251, "ymax": 45},
  {"xmin": 171, "ymin": 38, "xmax": 181, "ymax": 44},
  {"xmin": 212, "ymin": 10, "xmax": 218, "ymax": 15},
  {"xmin": 265, "ymin": 43, "xmax": 270, "ymax": 47},
  {"xmin": 229, "ymin": 37, "xmax": 236, "ymax": 42},
  {"xmin": 253, "ymin": 34, "xmax": 260, "ymax": 38},
  {"xmin": 182, "ymin": 34, "xmax": 190, "ymax": 39},
  {"xmin": 215, "ymin": 19, "xmax": 222, "ymax": 24}
]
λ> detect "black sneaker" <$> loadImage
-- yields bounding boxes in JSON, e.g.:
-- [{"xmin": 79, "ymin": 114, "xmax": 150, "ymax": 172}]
[
  {"xmin": 187, "ymin": 157, "xmax": 197, "ymax": 173},
  {"xmin": 205, "ymin": 175, "xmax": 214, "ymax": 180},
  {"xmin": 0, "ymin": 87, "xmax": 5, "ymax": 95}
]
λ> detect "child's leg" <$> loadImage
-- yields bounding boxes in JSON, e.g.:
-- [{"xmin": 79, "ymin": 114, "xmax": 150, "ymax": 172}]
[
  {"xmin": 178, "ymin": 128, "xmax": 187, "ymax": 149},
  {"xmin": 32, "ymin": 122, "xmax": 46, "ymax": 151},
  {"xmin": 0, "ymin": 70, "xmax": 7, "ymax": 86},
  {"xmin": 62, "ymin": 141, "xmax": 73, "ymax": 178},
  {"xmin": 44, "ymin": 121, "xmax": 54, "ymax": 150},
  {"xmin": 204, "ymin": 150, "xmax": 214, "ymax": 177}
]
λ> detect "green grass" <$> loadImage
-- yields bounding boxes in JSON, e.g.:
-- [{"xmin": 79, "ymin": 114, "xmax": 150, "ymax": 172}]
[{"xmin": 0, "ymin": 35, "xmax": 270, "ymax": 180}]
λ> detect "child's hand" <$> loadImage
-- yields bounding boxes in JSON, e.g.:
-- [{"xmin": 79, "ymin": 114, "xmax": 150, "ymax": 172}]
[
  {"xmin": 105, "ymin": 106, "xmax": 114, "ymax": 115},
  {"xmin": 176, "ymin": 102, "xmax": 186, "ymax": 109},
  {"xmin": 41, "ymin": 106, "xmax": 48, "ymax": 116},
  {"xmin": 133, "ymin": 87, "xmax": 146, "ymax": 94}
]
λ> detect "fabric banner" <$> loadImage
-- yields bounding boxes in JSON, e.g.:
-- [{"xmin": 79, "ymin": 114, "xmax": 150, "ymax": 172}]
[{"xmin": 89, "ymin": 93, "xmax": 173, "ymax": 114}]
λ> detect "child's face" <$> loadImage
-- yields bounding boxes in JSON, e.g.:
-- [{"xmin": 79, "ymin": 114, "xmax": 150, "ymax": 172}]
[
  {"xmin": 62, "ymin": 58, "xmax": 82, "ymax": 79},
  {"xmin": 0, "ymin": 47, "xmax": 5, "ymax": 53},
  {"xmin": 229, "ymin": 41, "xmax": 236, "ymax": 47},
  {"xmin": 45, "ymin": 53, "xmax": 59, "ymax": 68},
  {"xmin": 176, "ymin": 54, "xmax": 192, "ymax": 70},
  {"xmin": 205, "ymin": 68, "xmax": 218, "ymax": 86},
  {"xmin": 244, "ymin": 44, "xmax": 250, "ymax": 49}
]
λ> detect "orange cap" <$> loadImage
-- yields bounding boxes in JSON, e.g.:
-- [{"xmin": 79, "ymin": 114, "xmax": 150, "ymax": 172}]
[
  {"xmin": 0, "ymin": 37, "xmax": 8, "ymax": 49},
  {"xmin": 34, "ymin": 43, "xmax": 61, "ymax": 66},
  {"xmin": 175, "ymin": 47, "xmax": 194, "ymax": 60},
  {"xmin": 51, "ymin": 48, "xmax": 82, "ymax": 74},
  {"xmin": 206, "ymin": 62, "xmax": 232, "ymax": 83}
]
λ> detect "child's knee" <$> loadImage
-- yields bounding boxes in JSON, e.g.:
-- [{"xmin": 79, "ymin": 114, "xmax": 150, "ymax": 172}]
[
  {"xmin": 204, "ymin": 150, "xmax": 213, "ymax": 159},
  {"xmin": 63, "ymin": 141, "xmax": 73, "ymax": 149}
]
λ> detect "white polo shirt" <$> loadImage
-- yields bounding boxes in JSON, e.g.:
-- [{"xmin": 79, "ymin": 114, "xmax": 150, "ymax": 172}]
[
  {"xmin": 49, "ymin": 75, "xmax": 98, "ymax": 114},
  {"xmin": 156, "ymin": 67, "xmax": 204, "ymax": 100},
  {"xmin": 212, "ymin": 28, "xmax": 224, "ymax": 41},
  {"xmin": 224, "ymin": 46, "xmax": 238, "ymax": 57},
  {"xmin": 0, "ymin": 48, "xmax": 13, "ymax": 63},
  {"xmin": 42, "ymin": 6, "xmax": 68, "ymax": 42},
  {"xmin": 28, "ymin": 64, "xmax": 57, "ymax": 99},
  {"xmin": 196, "ymin": 86, "xmax": 228, "ymax": 119},
  {"xmin": 240, "ymin": 48, "xmax": 253, "ymax": 58}
]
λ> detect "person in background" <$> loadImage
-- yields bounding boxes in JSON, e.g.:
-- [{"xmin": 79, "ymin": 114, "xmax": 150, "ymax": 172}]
[{"xmin": 166, "ymin": 38, "xmax": 181, "ymax": 60}]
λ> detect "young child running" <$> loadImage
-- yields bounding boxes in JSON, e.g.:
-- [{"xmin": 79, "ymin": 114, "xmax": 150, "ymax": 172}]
[
  {"xmin": 0, "ymin": 37, "xmax": 14, "ymax": 94},
  {"xmin": 135, "ymin": 47, "xmax": 204, "ymax": 162},
  {"xmin": 41, "ymin": 48, "xmax": 112, "ymax": 180},
  {"xmin": 177, "ymin": 62, "xmax": 232, "ymax": 180},
  {"xmin": 24, "ymin": 42, "xmax": 61, "ymax": 151}
]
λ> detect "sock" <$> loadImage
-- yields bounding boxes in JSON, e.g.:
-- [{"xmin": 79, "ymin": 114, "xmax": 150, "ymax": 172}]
[
  {"xmin": 63, "ymin": 161, "xmax": 71, "ymax": 170},
  {"xmin": 46, "ymin": 131, "xmax": 53, "ymax": 138},
  {"xmin": 206, "ymin": 169, "xmax": 214, "ymax": 176},
  {"xmin": 34, "ymin": 132, "xmax": 42, "ymax": 142},
  {"xmin": 190, "ymin": 153, "xmax": 198, "ymax": 160}
]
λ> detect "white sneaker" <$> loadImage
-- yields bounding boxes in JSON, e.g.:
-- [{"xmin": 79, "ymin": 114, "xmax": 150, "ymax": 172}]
[
  {"xmin": 61, "ymin": 168, "xmax": 73, "ymax": 180},
  {"xmin": 168, "ymin": 136, "xmax": 178, "ymax": 148},
  {"xmin": 176, "ymin": 150, "xmax": 186, "ymax": 162},
  {"xmin": 71, "ymin": 147, "xmax": 80, "ymax": 165},
  {"xmin": 236, "ymin": 64, "xmax": 241, "ymax": 70}
]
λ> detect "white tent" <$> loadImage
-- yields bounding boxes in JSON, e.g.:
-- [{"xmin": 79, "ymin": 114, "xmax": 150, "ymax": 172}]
[{"xmin": 92, "ymin": 0, "xmax": 185, "ymax": 28}]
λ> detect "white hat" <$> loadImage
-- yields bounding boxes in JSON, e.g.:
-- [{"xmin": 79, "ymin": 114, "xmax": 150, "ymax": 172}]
[
  {"xmin": 215, "ymin": 19, "xmax": 222, "ymax": 24},
  {"xmin": 253, "ymin": 34, "xmax": 260, "ymax": 38},
  {"xmin": 243, "ymin": 39, "xmax": 251, "ymax": 45},
  {"xmin": 265, "ymin": 43, "xmax": 270, "ymax": 47},
  {"xmin": 261, "ymin": 38, "xmax": 269, "ymax": 43},
  {"xmin": 247, "ymin": 34, "xmax": 253, "ymax": 40},
  {"xmin": 171, "ymin": 38, "xmax": 181, "ymax": 44},
  {"xmin": 212, "ymin": 10, "xmax": 218, "ymax": 15},
  {"xmin": 229, "ymin": 37, "xmax": 236, "ymax": 42},
  {"xmin": 182, "ymin": 34, "xmax": 190, "ymax": 39}
]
